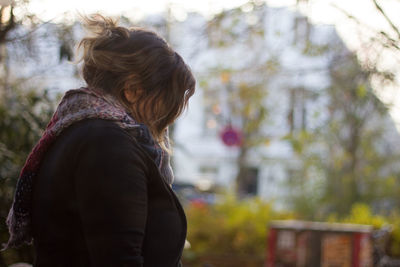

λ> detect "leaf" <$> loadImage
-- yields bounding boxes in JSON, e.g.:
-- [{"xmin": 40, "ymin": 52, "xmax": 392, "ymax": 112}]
[{"xmin": 356, "ymin": 85, "xmax": 367, "ymax": 98}]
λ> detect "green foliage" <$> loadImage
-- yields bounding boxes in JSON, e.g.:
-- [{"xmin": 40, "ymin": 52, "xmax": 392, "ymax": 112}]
[
  {"xmin": 184, "ymin": 197, "xmax": 400, "ymax": 265},
  {"xmin": 284, "ymin": 53, "xmax": 400, "ymax": 217},
  {"xmin": 0, "ymin": 86, "xmax": 58, "ymax": 266},
  {"xmin": 182, "ymin": 193, "xmax": 293, "ymax": 266},
  {"xmin": 302, "ymin": 41, "xmax": 330, "ymax": 57},
  {"xmin": 327, "ymin": 203, "xmax": 386, "ymax": 227},
  {"xmin": 327, "ymin": 203, "xmax": 400, "ymax": 257},
  {"xmin": 206, "ymin": 2, "xmax": 266, "ymax": 48}
]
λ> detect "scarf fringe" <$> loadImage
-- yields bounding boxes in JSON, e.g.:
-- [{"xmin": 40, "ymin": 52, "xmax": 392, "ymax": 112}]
[{"xmin": 2, "ymin": 205, "xmax": 33, "ymax": 250}]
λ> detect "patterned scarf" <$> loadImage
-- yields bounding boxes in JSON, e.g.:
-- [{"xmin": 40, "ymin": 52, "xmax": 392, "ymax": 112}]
[{"xmin": 2, "ymin": 86, "xmax": 174, "ymax": 249}]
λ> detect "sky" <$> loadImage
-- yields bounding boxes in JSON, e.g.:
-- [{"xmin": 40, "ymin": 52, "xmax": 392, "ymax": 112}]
[
  {"xmin": 28, "ymin": 0, "xmax": 252, "ymax": 21},
  {"xmin": 27, "ymin": 0, "xmax": 399, "ymax": 26},
  {"xmin": 26, "ymin": 0, "xmax": 400, "ymax": 129}
]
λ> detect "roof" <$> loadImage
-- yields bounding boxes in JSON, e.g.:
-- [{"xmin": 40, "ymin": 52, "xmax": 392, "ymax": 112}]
[{"xmin": 269, "ymin": 220, "xmax": 373, "ymax": 233}]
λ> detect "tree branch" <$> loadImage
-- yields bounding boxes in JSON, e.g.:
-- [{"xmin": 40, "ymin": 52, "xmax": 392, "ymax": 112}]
[
  {"xmin": 372, "ymin": 0, "xmax": 400, "ymax": 40},
  {"xmin": 4, "ymin": 18, "xmax": 53, "ymax": 43},
  {"xmin": 0, "ymin": 6, "xmax": 15, "ymax": 44},
  {"xmin": 332, "ymin": 3, "xmax": 400, "ymax": 50}
]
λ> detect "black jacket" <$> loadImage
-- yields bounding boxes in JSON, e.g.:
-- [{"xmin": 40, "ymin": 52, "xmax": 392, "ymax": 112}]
[{"xmin": 31, "ymin": 118, "xmax": 187, "ymax": 267}]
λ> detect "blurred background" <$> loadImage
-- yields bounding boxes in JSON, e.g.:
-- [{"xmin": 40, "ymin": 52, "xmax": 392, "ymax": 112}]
[{"xmin": 0, "ymin": 0, "xmax": 400, "ymax": 266}]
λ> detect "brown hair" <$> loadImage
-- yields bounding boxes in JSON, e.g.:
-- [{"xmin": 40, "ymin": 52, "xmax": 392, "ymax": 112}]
[{"xmin": 76, "ymin": 14, "xmax": 195, "ymax": 151}]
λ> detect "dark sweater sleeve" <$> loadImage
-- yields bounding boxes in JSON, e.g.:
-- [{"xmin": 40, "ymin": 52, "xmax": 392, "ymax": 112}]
[{"xmin": 74, "ymin": 124, "xmax": 148, "ymax": 267}]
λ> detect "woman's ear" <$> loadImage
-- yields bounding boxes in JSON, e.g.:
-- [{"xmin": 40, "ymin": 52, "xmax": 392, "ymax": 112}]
[
  {"xmin": 124, "ymin": 89, "xmax": 136, "ymax": 104},
  {"xmin": 123, "ymin": 88, "xmax": 144, "ymax": 104}
]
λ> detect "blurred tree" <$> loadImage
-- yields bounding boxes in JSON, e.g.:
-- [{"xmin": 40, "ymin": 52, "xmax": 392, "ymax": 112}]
[
  {"xmin": 331, "ymin": 0, "xmax": 400, "ymax": 52},
  {"xmin": 278, "ymin": 0, "xmax": 400, "ymax": 219},
  {"xmin": 324, "ymin": 52, "xmax": 400, "ymax": 214},
  {"xmin": 304, "ymin": 0, "xmax": 399, "ymax": 96},
  {"xmin": 200, "ymin": 0, "xmax": 334, "ymax": 199},
  {"xmin": 199, "ymin": 1, "xmax": 280, "ymax": 198},
  {"xmin": 286, "ymin": 52, "xmax": 400, "ymax": 217},
  {"xmin": 0, "ymin": 2, "xmax": 69, "ymax": 264},
  {"xmin": 0, "ymin": 85, "xmax": 58, "ymax": 266},
  {"xmin": 0, "ymin": 0, "xmax": 16, "ymax": 47},
  {"xmin": 0, "ymin": 0, "xmax": 42, "ymax": 56}
]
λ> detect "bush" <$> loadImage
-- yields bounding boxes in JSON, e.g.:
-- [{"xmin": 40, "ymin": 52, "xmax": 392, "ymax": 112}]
[
  {"xmin": 182, "ymin": 193, "xmax": 293, "ymax": 266},
  {"xmin": 0, "ymin": 87, "xmax": 57, "ymax": 266},
  {"xmin": 327, "ymin": 203, "xmax": 400, "ymax": 257},
  {"xmin": 183, "ymin": 198, "xmax": 400, "ymax": 266}
]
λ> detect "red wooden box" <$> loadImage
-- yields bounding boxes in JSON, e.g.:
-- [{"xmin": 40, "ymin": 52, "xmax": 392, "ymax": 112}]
[{"xmin": 266, "ymin": 220, "xmax": 373, "ymax": 267}]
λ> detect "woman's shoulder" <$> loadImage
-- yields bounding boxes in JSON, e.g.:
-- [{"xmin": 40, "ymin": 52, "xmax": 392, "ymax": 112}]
[
  {"xmin": 59, "ymin": 118, "xmax": 148, "ymax": 162},
  {"xmin": 66, "ymin": 118, "xmax": 131, "ymax": 136},
  {"xmin": 63, "ymin": 118, "xmax": 137, "ymax": 143}
]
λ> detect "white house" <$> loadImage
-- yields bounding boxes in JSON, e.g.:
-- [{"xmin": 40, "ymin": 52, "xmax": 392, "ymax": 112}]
[{"xmin": 167, "ymin": 4, "xmax": 400, "ymax": 207}]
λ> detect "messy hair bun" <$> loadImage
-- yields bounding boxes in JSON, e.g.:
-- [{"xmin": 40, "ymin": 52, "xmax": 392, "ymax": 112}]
[{"xmin": 76, "ymin": 14, "xmax": 196, "ymax": 151}]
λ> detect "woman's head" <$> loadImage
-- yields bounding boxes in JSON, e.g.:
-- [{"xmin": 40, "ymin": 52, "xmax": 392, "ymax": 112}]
[{"xmin": 77, "ymin": 14, "xmax": 195, "ymax": 146}]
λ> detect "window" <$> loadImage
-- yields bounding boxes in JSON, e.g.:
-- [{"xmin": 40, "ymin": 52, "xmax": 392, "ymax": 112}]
[
  {"xmin": 287, "ymin": 87, "xmax": 308, "ymax": 134},
  {"xmin": 240, "ymin": 166, "xmax": 259, "ymax": 196},
  {"xmin": 293, "ymin": 16, "xmax": 311, "ymax": 46}
]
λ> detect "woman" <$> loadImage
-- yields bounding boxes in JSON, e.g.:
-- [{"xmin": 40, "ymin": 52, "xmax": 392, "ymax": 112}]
[{"xmin": 3, "ymin": 14, "xmax": 195, "ymax": 267}]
